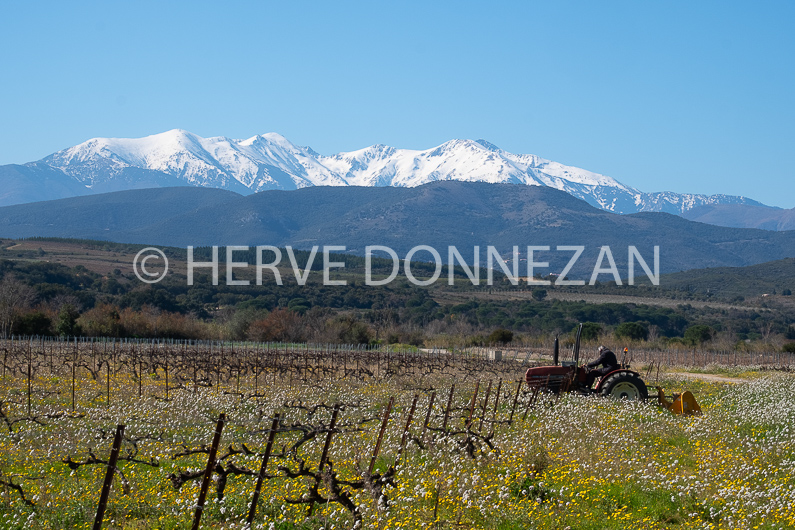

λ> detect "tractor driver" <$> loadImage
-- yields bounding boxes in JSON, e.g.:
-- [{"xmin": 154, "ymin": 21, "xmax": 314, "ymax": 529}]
[{"xmin": 585, "ymin": 346, "xmax": 620, "ymax": 389}]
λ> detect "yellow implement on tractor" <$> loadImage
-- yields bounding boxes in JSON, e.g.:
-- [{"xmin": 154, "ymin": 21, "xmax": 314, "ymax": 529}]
[{"xmin": 655, "ymin": 386, "xmax": 702, "ymax": 416}]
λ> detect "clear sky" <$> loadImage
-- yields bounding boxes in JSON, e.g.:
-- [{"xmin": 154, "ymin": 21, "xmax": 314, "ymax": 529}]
[{"xmin": 1, "ymin": 1, "xmax": 793, "ymax": 207}]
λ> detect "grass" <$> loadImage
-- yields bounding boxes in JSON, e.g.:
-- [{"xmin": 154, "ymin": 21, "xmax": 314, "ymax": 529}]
[
  {"xmin": 0, "ymin": 365, "xmax": 794, "ymax": 529},
  {"xmin": 674, "ymin": 364, "xmax": 773, "ymax": 378}
]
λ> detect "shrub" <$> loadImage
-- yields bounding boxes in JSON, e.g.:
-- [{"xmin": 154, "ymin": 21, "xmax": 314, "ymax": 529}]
[
  {"xmin": 468, "ymin": 334, "xmax": 487, "ymax": 347},
  {"xmin": 782, "ymin": 343, "xmax": 795, "ymax": 353},
  {"xmin": 684, "ymin": 324, "xmax": 715, "ymax": 345},
  {"xmin": 341, "ymin": 322, "xmax": 372, "ymax": 345},
  {"xmin": 16, "ymin": 310, "xmax": 53, "ymax": 336},
  {"xmin": 78, "ymin": 304, "xmax": 122, "ymax": 337},
  {"xmin": 247, "ymin": 308, "xmax": 303, "ymax": 342},
  {"xmin": 287, "ymin": 297, "xmax": 310, "ymax": 315},
  {"xmin": 56, "ymin": 304, "xmax": 81, "ymax": 337},
  {"xmin": 488, "ymin": 328, "xmax": 514, "ymax": 344},
  {"xmin": 614, "ymin": 321, "xmax": 648, "ymax": 341},
  {"xmin": 579, "ymin": 322, "xmax": 602, "ymax": 342}
]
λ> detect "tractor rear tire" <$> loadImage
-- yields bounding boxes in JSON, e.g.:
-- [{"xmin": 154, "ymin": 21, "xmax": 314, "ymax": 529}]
[{"xmin": 600, "ymin": 372, "xmax": 648, "ymax": 400}]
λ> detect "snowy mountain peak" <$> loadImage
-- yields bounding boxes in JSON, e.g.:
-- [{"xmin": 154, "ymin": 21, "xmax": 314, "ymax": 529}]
[
  {"xmin": 32, "ymin": 129, "xmax": 765, "ymax": 214},
  {"xmin": 240, "ymin": 132, "xmax": 292, "ymax": 148},
  {"xmin": 475, "ymin": 139, "xmax": 502, "ymax": 152}
]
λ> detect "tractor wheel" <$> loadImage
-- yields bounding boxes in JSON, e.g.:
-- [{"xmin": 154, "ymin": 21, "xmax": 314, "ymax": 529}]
[{"xmin": 599, "ymin": 372, "xmax": 648, "ymax": 400}]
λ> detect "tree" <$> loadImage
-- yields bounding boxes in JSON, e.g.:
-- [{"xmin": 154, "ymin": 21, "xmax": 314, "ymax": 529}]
[
  {"xmin": 758, "ymin": 321, "xmax": 775, "ymax": 344},
  {"xmin": 16, "ymin": 311, "xmax": 53, "ymax": 336},
  {"xmin": 684, "ymin": 324, "xmax": 714, "ymax": 346},
  {"xmin": 247, "ymin": 308, "xmax": 304, "ymax": 342},
  {"xmin": 614, "ymin": 321, "xmax": 648, "ymax": 341},
  {"xmin": 222, "ymin": 306, "xmax": 266, "ymax": 340},
  {"xmin": 340, "ymin": 322, "xmax": 372, "ymax": 345},
  {"xmin": 488, "ymin": 328, "xmax": 513, "ymax": 344},
  {"xmin": 0, "ymin": 275, "xmax": 36, "ymax": 338},
  {"xmin": 332, "ymin": 315, "xmax": 372, "ymax": 345},
  {"xmin": 78, "ymin": 304, "xmax": 123, "ymax": 337},
  {"xmin": 579, "ymin": 322, "xmax": 602, "ymax": 342},
  {"xmin": 532, "ymin": 289, "xmax": 547, "ymax": 301},
  {"xmin": 56, "ymin": 304, "xmax": 82, "ymax": 337},
  {"xmin": 287, "ymin": 297, "xmax": 310, "ymax": 315}
]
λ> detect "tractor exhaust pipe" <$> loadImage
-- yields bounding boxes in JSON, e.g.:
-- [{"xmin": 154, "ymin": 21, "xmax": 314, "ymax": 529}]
[
  {"xmin": 553, "ymin": 335, "xmax": 559, "ymax": 366},
  {"xmin": 573, "ymin": 323, "xmax": 583, "ymax": 365}
]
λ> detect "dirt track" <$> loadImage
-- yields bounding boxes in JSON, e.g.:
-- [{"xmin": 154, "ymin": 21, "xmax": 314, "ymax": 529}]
[
  {"xmin": 670, "ymin": 372, "xmax": 751, "ymax": 384},
  {"xmin": 432, "ymin": 288, "xmax": 769, "ymax": 312},
  {"xmin": 548, "ymin": 292, "xmax": 768, "ymax": 312}
]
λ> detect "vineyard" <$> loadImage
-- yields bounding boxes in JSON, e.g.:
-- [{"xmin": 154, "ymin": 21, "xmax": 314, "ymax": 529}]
[{"xmin": 0, "ymin": 337, "xmax": 794, "ymax": 529}]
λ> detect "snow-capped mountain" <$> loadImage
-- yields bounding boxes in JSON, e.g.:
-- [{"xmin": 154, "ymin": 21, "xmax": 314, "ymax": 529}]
[
  {"xmin": 43, "ymin": 129, "xmax": 347, "ymax": 193},
  {"xmin": 7, "ymin": 129, "xmax": 765, "ymax": 214}
]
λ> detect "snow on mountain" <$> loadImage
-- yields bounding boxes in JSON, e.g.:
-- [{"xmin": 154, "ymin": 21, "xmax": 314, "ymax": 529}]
[
  {"xmin": 44, "ymin": 129, "xmax": 347, "ymax": 193},
  {"xmin": 319, "ymin": 139, "xmax": 531, "ymax": 187},
  {"xmin": 33, "ymin": 130, "xmax": 763, "ymax": 214},
  {"xmin": 316, "ymin": 138, "xmax": 651, "ymax": 212}
]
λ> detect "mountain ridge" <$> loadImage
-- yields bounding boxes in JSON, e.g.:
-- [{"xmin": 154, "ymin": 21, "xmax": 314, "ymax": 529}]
[
  {"xmin": 0, "ymin": 129, "xmax": 768, "ymax": 219},
  {"xmin": 1, "ymin": 182, "xmax": 793, "ymax": 276}
]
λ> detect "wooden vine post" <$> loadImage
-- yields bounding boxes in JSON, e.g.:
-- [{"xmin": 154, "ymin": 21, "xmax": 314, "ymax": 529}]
[
  {"xmin": 92, "ymin": 424, "xmax": 125, "ymax": 530},
  {"xmin": 420, "ymin": 391, "xmax": 436, "ymax": 442},
  {"xmin": 442, "ymin": 384, "xmax": 455, "ymax": 433},
  {"xmin": 395, "ymin": 394, "xmax": 419, "ymax": 465},
  {"xmin": 369, "ymin": 397, "xmax": 394, "ymax": 475},
  {"xmin": 478, "ymin": 380, "xmax": 492, "ymax": 432},
  {"xmin": 191, "ymin": 413, "xmax": 226, "ymax": 530},
  {"xmin": 466, "ymin": 380, "xmax": 481, "ymax": 430},
  {"xmin": 308, "ymin": 404, "xmax": 341, "ymax": 516},
  {"xmin": 246, "ymin": 413, "xmax": 281, "ymax": 525},
  {"xmin": 508, "ymin": 380, "xmax": 522, "ymax": 425}
]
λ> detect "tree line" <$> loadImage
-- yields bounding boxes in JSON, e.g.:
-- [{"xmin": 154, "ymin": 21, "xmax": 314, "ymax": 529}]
[{"xmin": 1, "ymin": 255, "xmax": 793, "ymax": 351}]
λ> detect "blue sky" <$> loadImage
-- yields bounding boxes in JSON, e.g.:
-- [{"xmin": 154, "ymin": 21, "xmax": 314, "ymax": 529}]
[{"xmin": 1, "ymin": 1, "xmax": 793, "ymax": 207}]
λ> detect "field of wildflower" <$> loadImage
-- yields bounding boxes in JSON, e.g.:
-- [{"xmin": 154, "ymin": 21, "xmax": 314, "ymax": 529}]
[{"xmin": 0, "ymin": 342, "xmax": 794, "ymax": 529}]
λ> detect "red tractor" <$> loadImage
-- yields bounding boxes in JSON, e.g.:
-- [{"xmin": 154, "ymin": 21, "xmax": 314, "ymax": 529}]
[{"xmin": 525, "ymin": 324, "xmax": 649, "ymax": 400}]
